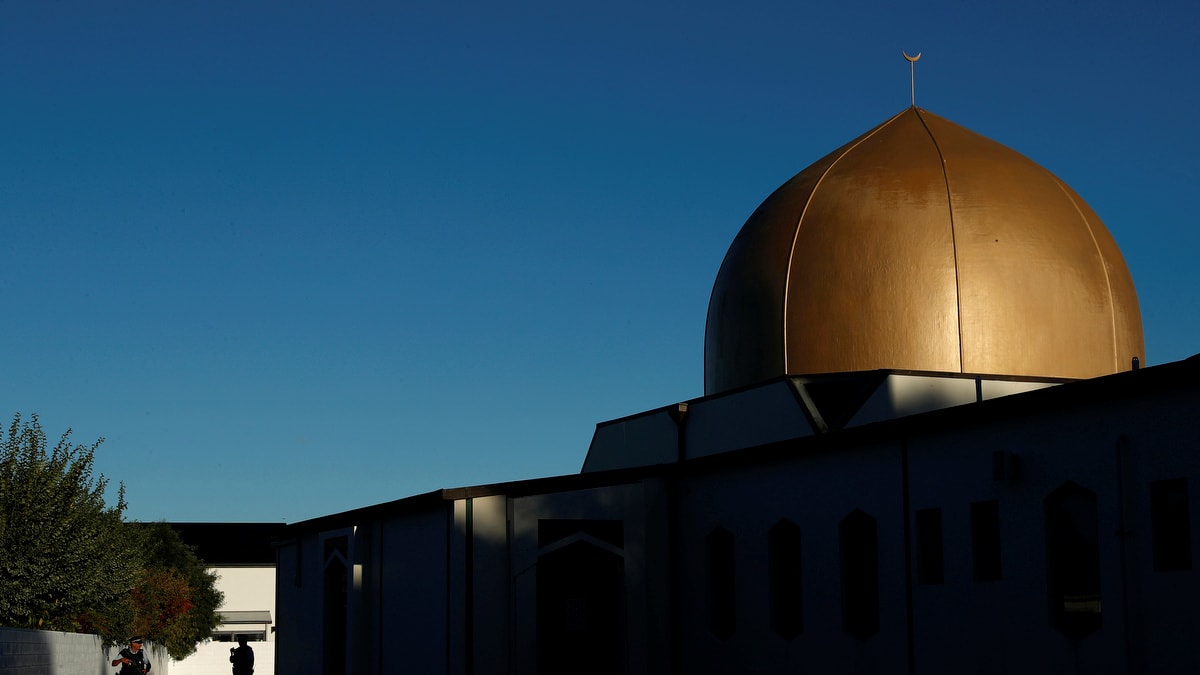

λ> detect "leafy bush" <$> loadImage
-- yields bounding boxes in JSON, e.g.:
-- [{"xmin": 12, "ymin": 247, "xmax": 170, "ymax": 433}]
[
  {"xmin": 1, "ymin": 414, "xmax": 223, "ymax": 659},
  {"xmin": 133, "ymin": 522, "xmax": 224, "ymax": 659},
  {"xmin": 0, "ymin": 414, "xmax": 137, "ymax": 635}
]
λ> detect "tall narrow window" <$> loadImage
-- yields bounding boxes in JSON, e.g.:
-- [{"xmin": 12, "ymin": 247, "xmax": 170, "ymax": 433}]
[
  {"xmin": 971, "ymin": 500, "xmax": 1002, "ymax": 582},
  {"xmin": 839, "ymin": 509, "xmax": 879, "ymax": 640},
  {"xmin": 536, "ymin": 520, "xmax": 626, "ymax": 675},
  {"xmin": 768, "ymin": 519, "xmax": 803, "ymax": 638},
  {"xmin": 1045, "ymin": 482, "xmax": 1102, "ymax": 639},
  {"xmin": 322, "ymin": 536, "xmax": 349, "ymax": 675},
  {"xmin": 706, "ymin": 527, "xmax": 736, "ymax": 640},
  {"xmin": 915, "ymin": 508, "xmax": 944, "ymax": 585},
  {"xmin": 1150, "ymin": 478, "xmax": 1193, "ymax": 571}
]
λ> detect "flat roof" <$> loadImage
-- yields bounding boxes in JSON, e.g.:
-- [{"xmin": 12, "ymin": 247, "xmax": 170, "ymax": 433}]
[
  {"xmin": 168, "ymin": 522, "xmax": 290, "ymax": 565},
  {"xmin": 219, "ymin": 610, "xmax": 272, "ymax": 624}
]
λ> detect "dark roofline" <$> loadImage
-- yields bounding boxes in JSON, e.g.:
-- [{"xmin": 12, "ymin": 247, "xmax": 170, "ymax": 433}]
[
  {"xmin": 589, "ymin": 367, "xmax": 1077, "ymax": 434},
  {"xmin": 283, "ymin": 354, "xmax": 1200, "ymax": 535},
  {"xmin": 680, "ymin": 354, "xmax": 1200, "ymax": 474},
  {"xmin": 581, "ymin": 368, "xmax": 1077, "ymax": 468},
  {"xmin": 286, "ymin": 462, "xmax": 666, "ymax": 533},
  {"xmin": 158, "ymin": 522, "xmax": 291, "ymax": 565}
]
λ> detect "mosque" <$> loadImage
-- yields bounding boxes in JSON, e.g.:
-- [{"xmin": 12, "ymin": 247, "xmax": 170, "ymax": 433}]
[{"xmin": 272, "ymin": 102, "xmax": 1200, "ymax": 674}]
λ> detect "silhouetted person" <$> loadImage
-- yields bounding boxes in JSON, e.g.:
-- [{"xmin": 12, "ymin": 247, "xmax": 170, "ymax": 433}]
[
  {"xmin": 112, "ymin": 636, "xmax": 151, "ymax": 674},
  {"xmin": 230, "ymin": 635, "xmax": 255, "ymax": 675}
]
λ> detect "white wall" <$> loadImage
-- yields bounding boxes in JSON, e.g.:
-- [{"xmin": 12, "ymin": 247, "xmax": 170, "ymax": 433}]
[
  {"xmin": 0, "ymin": 628, "xmax": 168, "ymax": 675},
  {"xmin": 169, "ymin": 564, "xmax": 276, "ymax": 675},
  {"xmin": 215, "ymin": 567, "xmax": 276, "ymax": 616},
  {"xmin": 212, "ymin": 566, "xmax": 277, "ymax": 641},
  {"xmin": 168, "ymin": 639, "xmax": 271, "ymax": 675}
]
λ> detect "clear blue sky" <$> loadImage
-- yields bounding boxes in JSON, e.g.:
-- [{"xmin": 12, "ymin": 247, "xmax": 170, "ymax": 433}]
[{"xmin": 3, "ymin": 0, "xmax": 1197, "ymax": 523}]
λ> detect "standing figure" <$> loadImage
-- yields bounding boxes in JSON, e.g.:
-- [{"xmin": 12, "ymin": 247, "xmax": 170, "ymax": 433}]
[
  {"xmin": 111, "ymin": 636, "xmax": 151, "ymax": 675},
  {"xmin": 230, "ymin": 635, "xmax": 255, "ymax": 675}
]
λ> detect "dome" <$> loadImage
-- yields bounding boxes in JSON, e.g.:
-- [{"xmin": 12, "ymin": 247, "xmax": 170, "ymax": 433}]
[{"xmin": 704, "ymin": 107, "xmax": 1144, "ymax": 395}]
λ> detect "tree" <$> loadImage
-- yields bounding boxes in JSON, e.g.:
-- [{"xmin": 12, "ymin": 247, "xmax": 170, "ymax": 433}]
[
  {"xmin": 1, "ymin": 414, "xmax": 224, "ymax": 657},
  {"xmin": 132, "ymin": 522, "xmax": 224, "ymax": 659},
  {"xmin": 0, "ymin": 413, "xmax": 138, "ymax": 635}
]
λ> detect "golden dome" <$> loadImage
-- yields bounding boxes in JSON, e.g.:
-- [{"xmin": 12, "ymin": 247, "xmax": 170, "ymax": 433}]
[{"xmin": 704, "ymin": 107, "xmax": 1144, "ymax": 395}]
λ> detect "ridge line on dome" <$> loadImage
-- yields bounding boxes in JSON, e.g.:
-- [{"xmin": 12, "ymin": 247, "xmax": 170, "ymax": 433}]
[
  {"xmin": 780, "ymin": 108, "xmax": 909, "ymax": 375},
  {"xmin": 1048, "ymin": 174, "xmax": 1122, "ymax": 371},
  {"xmin": 912, "ymin": 109, "xmax": 966, "ymax": 374}
]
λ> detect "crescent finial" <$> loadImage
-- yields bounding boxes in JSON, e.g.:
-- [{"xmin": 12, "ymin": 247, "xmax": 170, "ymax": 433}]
[{"xmin": 902, "ymin": 51, "xmax": 921, "ymax": 107}]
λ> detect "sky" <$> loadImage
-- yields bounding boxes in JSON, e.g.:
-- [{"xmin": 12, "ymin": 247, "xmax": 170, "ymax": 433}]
[{"xmin": 2, "ymin": 0, "xmax": 1197, "ymax": 523}]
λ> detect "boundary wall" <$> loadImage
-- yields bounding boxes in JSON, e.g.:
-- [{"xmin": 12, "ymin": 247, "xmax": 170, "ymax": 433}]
[{"xmin": 0, "ymin": 628, "xmax": 170, "ymax": 675}]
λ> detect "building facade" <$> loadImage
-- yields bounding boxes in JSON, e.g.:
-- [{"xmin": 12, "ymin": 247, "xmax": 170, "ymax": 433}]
[{"xmin": 273, "ymin": 106, "xmax": 1197, "ymax": 674}]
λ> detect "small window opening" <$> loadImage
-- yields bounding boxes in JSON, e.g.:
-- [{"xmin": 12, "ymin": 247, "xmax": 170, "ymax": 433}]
[
  {"xmin": 768, "ymin": 519, "xmax": 803, "ymax": 638},
  {"xmin": 839, "ymin": 509, "xmax": 879, "ymax": 640},
  {"xmin": 706, "ymin": 527, "xmax": 736, "ymax": 640}
]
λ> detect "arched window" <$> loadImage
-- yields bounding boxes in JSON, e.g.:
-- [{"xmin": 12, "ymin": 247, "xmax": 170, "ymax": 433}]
[
  {"xmin": 706, "ymin": 527, "xmax": 736, "ymax": 640},
  {"xmin": 768, "ymin": 519, "xmax": 803, "ymax": 638},
  {"xmin": 971, "ymin": 500, "xmax": 1002, "ymax": 582},
  {"xmin": 1044, "ymin": 482, "xmax": 1102, "ymax": 639},
  {"xmin": 536, "ymin": 520, "xmax": 626, "ymax": 675},
  {"xmin": 839, "ymin": 510, "xmax": 879, "ymax": 640},
  {"xmin": 322, "ymin": 536, "xmax": 349, "ymax": 675},
  {"xmin": 1150, "ymin": 478, "xmax": 1193, "ymax": 571}
]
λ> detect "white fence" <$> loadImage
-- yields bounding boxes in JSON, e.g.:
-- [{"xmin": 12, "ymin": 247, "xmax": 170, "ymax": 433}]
[
  {"xmin": 0, "ymin": 627, "xmax": 273, "ymax": 675},
  {"xmin": 0, "ymin": 627, "xmax": 108, "ymax": 675},
  {"xmin": 0, "ymin": 627, "xmax": 169, "ymax": 675},
  {"xmin": 169, "ymin": 639, "xmax": 271, "ymax": 675}
]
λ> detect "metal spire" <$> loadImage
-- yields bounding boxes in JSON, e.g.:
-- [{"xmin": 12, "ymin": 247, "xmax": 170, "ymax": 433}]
[{"xmin": 903, "ymin": 51, "xmax": 921, "ymax": 107}]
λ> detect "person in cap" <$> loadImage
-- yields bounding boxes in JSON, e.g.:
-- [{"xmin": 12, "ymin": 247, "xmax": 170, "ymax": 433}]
[{"xmin": 111, "ymin": 636, "xmax": 151, "ymax": 675}]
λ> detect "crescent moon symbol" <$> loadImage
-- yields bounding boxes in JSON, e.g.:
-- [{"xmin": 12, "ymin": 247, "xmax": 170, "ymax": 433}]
[{"xmin": 903, "ymin": 51, "xmax": 921, "ymax": 63}]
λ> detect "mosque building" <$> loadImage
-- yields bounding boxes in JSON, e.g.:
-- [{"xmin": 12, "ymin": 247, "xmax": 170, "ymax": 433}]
[{"xmin": 273, "ymin": 100, "xmax": 1200, "ymax": 674}]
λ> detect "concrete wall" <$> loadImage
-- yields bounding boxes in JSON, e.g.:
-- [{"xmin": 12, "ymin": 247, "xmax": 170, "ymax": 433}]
[
  {"xmin": 0, "ymin": 628, "xmax": 169, "ymax": 675},
  {"xmin": 210, "ymin": 566, "xmax": 277, "ymax": 642},
  {"xmin": 215, "ymin": 567, "xmax": 276, "ymax": 634},
  {"xmin": 169, "ymin": 639, "xmax": 271, "ymax": 675}
]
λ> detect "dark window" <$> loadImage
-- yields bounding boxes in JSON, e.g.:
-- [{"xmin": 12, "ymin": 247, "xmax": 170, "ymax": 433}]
[
  {"xmin": 322, "ymin": 536, "xmax": 349, "ymax": 675},
  {"xmin": 768, "ymin": 519, "xmax": 803, "ymax": 639},
  {"xmin": 1045, "ymin": 482, "xmax": 1102, "ymax": 639},
  {"xmin": 537, "ymin": 521, "xmax": 626, "ymax": 675},
  {"xmin": 915, "ymin": 508, "xmax": 944, "ymax": 585},
  {"xmin": 706, "ymin": 528, "xmax": 736, "ymax": 640},
  {"xmin": 213, "ymin": 632, "xmax": 267, "ymax": 642},
  {"xmin": 971, "ymin": 500, "xmax": 1002, "ymax": 582},
  {"xmin": 538, "ymin": 519, "xmax": 624, "ymax": 549},
  {"xmin": 324, "ymin": 535, "xmax": 348, "ymax": 561},
  {"xmin": 992, "ymin": 450, "xmax": 1017, "ymax": 481},
  {"xmin": 293, "ymin": 543, "xmax": 303, "ymax": 588},
  {"xmin": 839, "ymin": 509, "xmax": 879, "ymax": 640},
  {"xmin": 1150, "ymin": 478, "xmax": 1193, "ymax": 571}
]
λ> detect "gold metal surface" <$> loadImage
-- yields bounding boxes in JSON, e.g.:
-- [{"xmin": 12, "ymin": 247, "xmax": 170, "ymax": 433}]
[{"xmin": 704, "ymin": 108, "xmax": 1144, "ymax": 395}]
